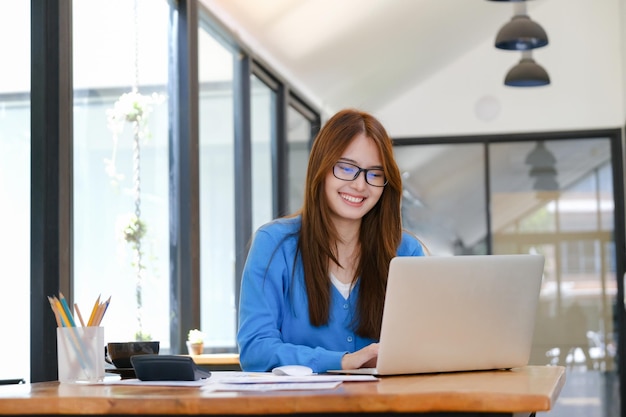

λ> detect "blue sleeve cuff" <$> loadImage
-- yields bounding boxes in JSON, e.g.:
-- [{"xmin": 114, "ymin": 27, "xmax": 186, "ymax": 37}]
[{"xmin": 315, "ymin": 350, "xmax": 347, "ymax": 373}]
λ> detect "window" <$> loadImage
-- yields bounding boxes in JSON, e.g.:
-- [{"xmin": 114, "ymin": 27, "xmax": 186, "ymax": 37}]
[
  {"xmin": 198, "ymin": 23, "xmax": 236, "ymax": 349},
  {"xmin": 0, "ymin": 0, "xmax": 30, "ymax": 381},
  {"xmin": 286, "ymin": 105, "xmax": 312, "ymax": 213},
  {"xmin": 72, "ymin": 0, "xmax": 171, "ymax": 347},
  {"xmin": 251, "ymin": 75, "xmax": 275, "ymax": 231},
  {"xmin": 23, "ymin": 0, "xmax": 319, "ymax": 377}
]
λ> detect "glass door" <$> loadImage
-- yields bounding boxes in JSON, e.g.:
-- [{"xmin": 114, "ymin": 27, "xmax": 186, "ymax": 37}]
[
  {"xmin": 396, "ymin": 133, "xmax": 622, "ymax": 417},
  {"xmin": 489, "ymin": 139, "xmax": 619, "ymax": 417}
]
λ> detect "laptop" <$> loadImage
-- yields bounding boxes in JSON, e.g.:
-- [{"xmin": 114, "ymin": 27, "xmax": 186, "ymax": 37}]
[{"xmin": 327, "ymin": 254, "xmax": 545, "ymax": 376}]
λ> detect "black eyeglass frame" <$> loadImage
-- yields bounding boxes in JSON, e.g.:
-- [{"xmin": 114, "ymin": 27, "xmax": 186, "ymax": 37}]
[{"xmin": 332, "ymin": 161, "xmax": 388, "ymax": 187}]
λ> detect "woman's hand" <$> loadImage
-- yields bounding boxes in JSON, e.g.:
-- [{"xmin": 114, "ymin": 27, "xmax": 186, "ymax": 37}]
[{"xmin": 341, "ymin": 343, "xmax": 379, "ymax": 370}]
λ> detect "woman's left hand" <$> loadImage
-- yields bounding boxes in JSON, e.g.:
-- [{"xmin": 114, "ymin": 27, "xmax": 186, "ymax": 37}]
[{"xmin": 341, "ymin": 343, "xmax": 379, "ymax": 369}]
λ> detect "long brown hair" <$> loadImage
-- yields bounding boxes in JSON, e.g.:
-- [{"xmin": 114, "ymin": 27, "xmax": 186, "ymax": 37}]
[{"xmin": 298, "ymin": 108, "xmax": 402, "ymax": 339}]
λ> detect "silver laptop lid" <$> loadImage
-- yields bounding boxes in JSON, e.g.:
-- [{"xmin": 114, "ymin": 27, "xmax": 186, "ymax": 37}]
[{"xmin": 376, "ymin": 254, "xmax": 545, "ymax": 375}]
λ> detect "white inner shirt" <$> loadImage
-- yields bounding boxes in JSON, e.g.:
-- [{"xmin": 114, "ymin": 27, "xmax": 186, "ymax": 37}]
[{"xmin": 330, "ymin": 272, "xmax": 354, "ymax": 299}]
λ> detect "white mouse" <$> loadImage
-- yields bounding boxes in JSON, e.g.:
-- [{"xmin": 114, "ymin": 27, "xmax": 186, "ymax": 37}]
[{"xmin": 272, "ymin": 365, "xmax": 314, "ymax": 376}]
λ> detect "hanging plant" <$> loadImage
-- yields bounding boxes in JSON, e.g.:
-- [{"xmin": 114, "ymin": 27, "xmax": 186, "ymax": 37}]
[
  {"xmin": 122, "ymin": 214, "xmax": 147, "ymax": 249},
  {"xmin": 104, "ymin": 91, "xmax": 163, "ymax": 187},
  {"xmin": 103, "ymin": 0, "xmax": 167, "ymax": 343},
  {"xmin": 106, "ymin": 90, "xmax": 164, "ymax": 341}
]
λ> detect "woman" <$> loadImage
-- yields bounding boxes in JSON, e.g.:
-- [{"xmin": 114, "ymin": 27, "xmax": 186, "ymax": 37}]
[{"xmin": 237, "ymin": 108, "xmax": 425, "ymax": 373}]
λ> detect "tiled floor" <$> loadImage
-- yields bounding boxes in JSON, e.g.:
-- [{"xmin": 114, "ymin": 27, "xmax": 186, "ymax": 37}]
[{"xmin": 537, "ymin": 368, "xmax": 619, "ymax": 416}]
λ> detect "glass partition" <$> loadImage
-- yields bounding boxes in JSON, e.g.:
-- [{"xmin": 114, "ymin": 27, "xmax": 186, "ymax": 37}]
[
  {"xmin": 395, "ymin": 143, "xmax": 487, "ymax": 255},
  {"xmin": 489, "ymin": 139, "xmax": 616, "ymax": 374},
  {"xmin": 490, "ymin": 139, "xmax": 618, "ymax": 416},
  {"xmin": 396, "ymin": 136, "xmax": 620, "ymax": 417}
]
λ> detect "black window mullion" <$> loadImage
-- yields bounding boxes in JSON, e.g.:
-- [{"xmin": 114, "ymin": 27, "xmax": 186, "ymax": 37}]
[
  {"xmin": 483, "ymin": 141, "xmax": 492, "ymax": 255},
  {"xmin": 273, "ymin": 83, "xmax": 288, "ymax": 218},
  {"xmin": 610, "ymin": 129, "xmax": 626, "ymax": 410},
  {"xmin": 30, "ymin": 0, "xmax": 73, "ymax": 382},
  {"xmin": 167, "ymin": 0, "xmax": 200, "ymax": 354},
  {"xmin": 233, "ymin": 53, "xmax": 252, "ymax": 328}
]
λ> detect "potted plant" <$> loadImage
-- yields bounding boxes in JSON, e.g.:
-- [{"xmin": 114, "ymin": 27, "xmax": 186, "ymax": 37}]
[{"xmin": 186, "ymin": 329, "xmax": 206, "ymax": 355}]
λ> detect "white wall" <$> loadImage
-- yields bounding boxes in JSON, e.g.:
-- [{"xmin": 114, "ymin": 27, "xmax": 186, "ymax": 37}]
[{"xmin": 378, "ymin": 0, "xmax": 625, "ymax": 138}]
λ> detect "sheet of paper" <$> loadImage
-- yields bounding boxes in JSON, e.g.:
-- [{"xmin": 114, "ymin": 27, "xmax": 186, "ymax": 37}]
[
  {"xmin": 208, "ymin": 371, "xmax": 378, "ymax": 384},
  {"xmin": 103, "ymin": 378, "xmax": 211, "ymax": 387},
  {"xmin": 205, "ymin": 381, "xmax": 342, "ymax": 392},
  {"xmin": 100, "ymin": 371, "xmax": 377, "ymax": 389}
]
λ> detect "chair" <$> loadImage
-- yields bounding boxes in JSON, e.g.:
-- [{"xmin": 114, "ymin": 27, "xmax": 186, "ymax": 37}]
[{"xmin": 586, "ymin": 330, "xmax": 616, "ymax": 371}]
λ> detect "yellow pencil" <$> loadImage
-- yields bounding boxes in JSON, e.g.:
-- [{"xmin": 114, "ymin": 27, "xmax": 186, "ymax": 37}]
[
  {"xmin": 53, "ymin": 296, "xmax": 72, "ymax": 328},
  {"xmin": 87, "ymin": 294, "xmax": 101, "ymax": 327},
  {"xmin": 92, "ymin": 304, "xmax": 103, "ymax": 327}
]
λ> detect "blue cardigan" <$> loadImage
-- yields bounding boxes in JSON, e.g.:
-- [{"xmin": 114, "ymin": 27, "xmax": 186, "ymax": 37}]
[{"xmin": 236, "ymin": 216, "xmax": 424, "ymax": 373}]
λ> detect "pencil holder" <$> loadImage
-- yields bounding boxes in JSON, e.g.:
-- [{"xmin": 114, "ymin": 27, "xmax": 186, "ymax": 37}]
[{"xmin": 57, "ymin": 326, "xmax": 104, "ymax": 384}]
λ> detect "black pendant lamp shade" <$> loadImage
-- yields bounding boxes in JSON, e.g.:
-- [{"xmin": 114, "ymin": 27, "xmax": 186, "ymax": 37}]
[
  {"xmin": 495, "ymin": 15, "xmax": 548, "ymax": 50},
  {"xmin": 504, "ymin": 53, "xmax": 550, "ymax": 87}
]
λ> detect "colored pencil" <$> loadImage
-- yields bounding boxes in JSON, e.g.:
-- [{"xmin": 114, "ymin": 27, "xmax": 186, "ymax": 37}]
[
  {"xmin": 95, "ymin": 296, "xmax": 111, "ymax": 326},
  {"xmin": 58, "ymin": 293, "xmax": 77, "ymax": 327},
  {"xmin": 52, "ymin": 297, "xmax": 90, "ymax": 372},
  {"xmin": 74, "ymin": 303, "xmax": 85, "ymax": 327},
  {"xmin": 53, "ymin": 296, "xmax": 72, "ymax": 328},
  {"xmin": 87, "ymin": 294, "xmax": 101, "ymax": 327},
  {"xmin": 47, "ymin": 296, "xmax": 62, "ymax": 327}
]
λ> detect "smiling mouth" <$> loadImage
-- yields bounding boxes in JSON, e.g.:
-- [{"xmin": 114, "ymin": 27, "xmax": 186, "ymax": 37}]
[{"xmin": 340, "ymin": 193, "xmax": 364, "ymax": 204}]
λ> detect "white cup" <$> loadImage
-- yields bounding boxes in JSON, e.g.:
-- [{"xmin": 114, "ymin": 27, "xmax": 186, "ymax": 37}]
[{"xmin": 57, "ymin": 326, "xmax": 104, "ymax": 384}]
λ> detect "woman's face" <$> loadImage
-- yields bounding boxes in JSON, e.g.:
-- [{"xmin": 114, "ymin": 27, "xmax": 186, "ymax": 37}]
[{"xmin": 324, "ymin": 133, "xmax": 385, "ymax": 224}]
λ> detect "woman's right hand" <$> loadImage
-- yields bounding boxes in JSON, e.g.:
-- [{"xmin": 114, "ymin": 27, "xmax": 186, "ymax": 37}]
[{"xmin": 341, "ymin": 343, "xmax": 379, "ymax": 370}]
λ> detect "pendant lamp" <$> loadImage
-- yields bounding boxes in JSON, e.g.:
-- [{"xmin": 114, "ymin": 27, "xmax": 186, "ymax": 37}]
[
  {"xmin": 495, "ymin": 14, "xmax": 548, "ymax": 50},
  {"xmin": 488, "ymin": 0, "xmax": 550, "ymax": 87},
  {"xmin": 504, "ymin": 51, "xmax": 550, "ymax": 87}
]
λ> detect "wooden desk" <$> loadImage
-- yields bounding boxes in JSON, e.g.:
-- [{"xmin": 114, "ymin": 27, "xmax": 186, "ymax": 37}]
[{"xmin": 0, "ymin": 366, "xmax": 565, "ymax": 416}]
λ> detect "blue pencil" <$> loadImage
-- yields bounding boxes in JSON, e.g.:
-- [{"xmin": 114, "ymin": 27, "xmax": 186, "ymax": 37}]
[{"xmin": 58, "ymin": 293, "xmax": 77, "ymax": 327}]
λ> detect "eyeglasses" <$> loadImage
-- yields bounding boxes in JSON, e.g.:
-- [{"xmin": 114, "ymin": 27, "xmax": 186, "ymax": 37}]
[{"xmin": 332, "ymin": 161, "xmax": 387, "ymax": 187}]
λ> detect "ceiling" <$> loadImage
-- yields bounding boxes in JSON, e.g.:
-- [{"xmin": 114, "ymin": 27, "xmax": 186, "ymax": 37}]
[
  {"xmin": 199, "ymin": 0, "xmax": 516, "ymax": 115},
  {"xmin": 198, "ymin": 0, "xmax": 614, "ymax": 254}
]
